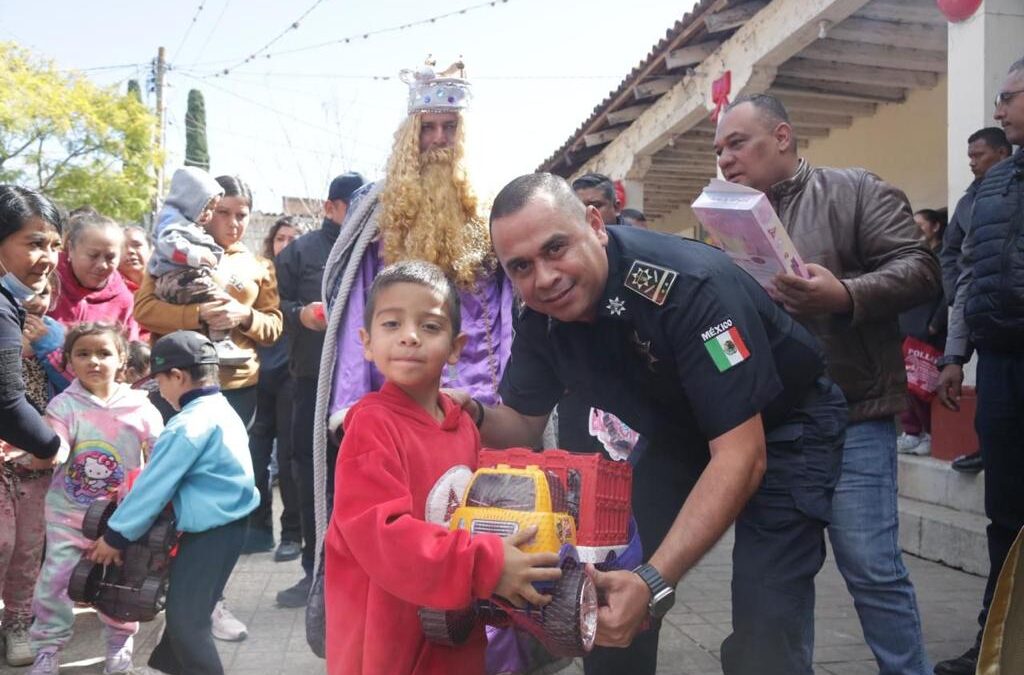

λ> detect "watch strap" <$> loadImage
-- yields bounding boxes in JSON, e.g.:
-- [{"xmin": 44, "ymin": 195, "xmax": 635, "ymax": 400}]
[{"xmin": 633, "ymin": 563, "xmax": 674, "ymax": 618}]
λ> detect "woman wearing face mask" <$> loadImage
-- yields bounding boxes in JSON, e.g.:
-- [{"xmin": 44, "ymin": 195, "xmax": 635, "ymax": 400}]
[
  {"xmin": 50, "ymin": 213, "xmax": 140, "ymax": 341},
  {"xmin": 0, "ymin": 185, "xmax": 62, "ymax": 463}
]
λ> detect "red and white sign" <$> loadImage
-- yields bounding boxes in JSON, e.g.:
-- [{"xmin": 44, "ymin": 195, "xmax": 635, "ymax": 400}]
[{"xmin": 903, "ymin": 336, "xmax": 942, "ymax": 401}]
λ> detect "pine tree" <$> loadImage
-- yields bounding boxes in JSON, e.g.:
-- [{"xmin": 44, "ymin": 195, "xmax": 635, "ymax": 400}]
[
  {"xmin": 184, "ymin": 88, "xmax": 210, "ymax": 171},
  {"xmin": 127, "ymin": 79, "xmax": 142, "ymax": 102}
]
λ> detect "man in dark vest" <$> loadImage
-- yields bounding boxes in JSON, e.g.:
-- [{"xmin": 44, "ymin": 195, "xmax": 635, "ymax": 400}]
[{"xmin": 934, "ymin": 55, "xmax": 1024, "ymax": 675}]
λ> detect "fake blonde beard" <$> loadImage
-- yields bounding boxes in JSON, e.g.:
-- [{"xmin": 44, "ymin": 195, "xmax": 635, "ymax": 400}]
[{"xmin": 378, "ymin": 135, "xmax": 492, "ymax": 287}]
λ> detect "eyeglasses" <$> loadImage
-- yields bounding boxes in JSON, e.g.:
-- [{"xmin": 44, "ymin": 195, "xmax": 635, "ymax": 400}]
[{"xmin": 994, "ymin": 89, "xmax": 1024, "ymax": 107}]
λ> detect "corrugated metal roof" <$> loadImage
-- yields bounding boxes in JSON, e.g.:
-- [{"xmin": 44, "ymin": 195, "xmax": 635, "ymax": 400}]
[{"xmin": 536, "ymin": 0, "xmax": 726, "ymax": 176}]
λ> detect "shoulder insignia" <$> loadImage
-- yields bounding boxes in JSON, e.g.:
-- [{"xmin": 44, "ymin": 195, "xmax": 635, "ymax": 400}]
[
  {"xmin": 624, "ymin": 260, "xmax": 678, "ymax": 306},
  {"xmin": 701, "ymin": 319, "xmax": 750, "ymax": 372}
]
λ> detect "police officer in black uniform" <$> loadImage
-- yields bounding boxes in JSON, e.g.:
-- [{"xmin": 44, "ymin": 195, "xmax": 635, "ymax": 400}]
[{"xmin": 471, "ymin": 173, "xmax": 847, "ymax": 675}]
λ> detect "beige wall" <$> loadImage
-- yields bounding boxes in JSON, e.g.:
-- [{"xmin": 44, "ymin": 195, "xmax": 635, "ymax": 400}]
[
  {"xmin": 647, "ymin": 77, "xmax": 949, "ymax": 235},
  {"xmin": 656, "ymin": 200, "xmax": 703, "ymax": 237},
  {"xmin": 803, "ymin": 77, "xmax": 950, "ymax": 211}
]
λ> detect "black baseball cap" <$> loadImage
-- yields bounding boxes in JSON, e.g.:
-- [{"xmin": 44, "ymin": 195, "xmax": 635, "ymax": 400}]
[
  {"xmin": 150, "ymin": 331, "xmax": 219, "ymax": 375},
  {"xmin": 327, "ymin": 172, "xmax": 365, "ymax": 203}
]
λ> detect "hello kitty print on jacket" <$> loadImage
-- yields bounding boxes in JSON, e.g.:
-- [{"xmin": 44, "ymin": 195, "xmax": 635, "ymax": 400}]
[{"xmin": 44, "ymin": 379, "xmax": 163, "ymax": 529}]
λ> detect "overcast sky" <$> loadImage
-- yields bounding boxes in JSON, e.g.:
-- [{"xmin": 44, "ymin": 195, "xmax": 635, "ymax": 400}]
[{"xmin": 3, "ymin": 0, "xmax": 696, "ymax": 213}]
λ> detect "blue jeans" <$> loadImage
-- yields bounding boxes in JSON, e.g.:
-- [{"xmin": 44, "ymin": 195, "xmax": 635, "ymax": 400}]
[{"xmin": 826, "ymin": 419, "xmax": 930, "ymax": 675}]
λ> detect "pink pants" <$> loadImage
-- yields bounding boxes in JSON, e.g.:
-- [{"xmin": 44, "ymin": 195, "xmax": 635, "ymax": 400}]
[
  {"xmin": 0, "ymin": 465, "xmax": 50, "ymax": 630},
  {"xmin": 900, "ymin": 394, "xmax": 932, "ymax": 436},
  {"xmin": 30, "ymin": 519, "xmax": 138, "ymax": 652}
]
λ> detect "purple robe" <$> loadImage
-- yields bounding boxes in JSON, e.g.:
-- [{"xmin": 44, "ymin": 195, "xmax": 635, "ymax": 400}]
[{"xmin": 329, "ymin": 240, "xmax": 514, "ymax": 423}]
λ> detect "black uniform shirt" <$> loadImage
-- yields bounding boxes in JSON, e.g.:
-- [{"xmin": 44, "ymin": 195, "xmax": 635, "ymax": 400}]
[{"xmin": 500, "ymin": 227, "xmax": 826, "ymax": 464}]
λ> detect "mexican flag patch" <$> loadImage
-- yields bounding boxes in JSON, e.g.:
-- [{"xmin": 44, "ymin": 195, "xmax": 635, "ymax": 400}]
[{"xmin": 702, "ymin": 322, "xmax": 750, "ymax": 372}]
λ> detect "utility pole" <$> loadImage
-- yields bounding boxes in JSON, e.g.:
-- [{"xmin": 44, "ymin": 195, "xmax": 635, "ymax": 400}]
[{"xmin": 153, "ymin": 46, "xmax": 167, "ymax": 218}]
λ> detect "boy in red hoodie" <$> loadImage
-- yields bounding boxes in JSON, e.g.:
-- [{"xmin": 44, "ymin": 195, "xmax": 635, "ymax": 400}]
[{"xmin": 324, "ymin": 261, "xmax": 561, "ymax": 675}]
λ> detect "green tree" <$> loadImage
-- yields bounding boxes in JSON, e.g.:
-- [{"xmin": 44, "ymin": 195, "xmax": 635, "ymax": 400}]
[
  {"xmin": 184, "ymin": 89, "xmax": 209, "ymax": 171},
  {"xmin": 0, "ymin": 42, "xmax": 160, "ymax": 221}
]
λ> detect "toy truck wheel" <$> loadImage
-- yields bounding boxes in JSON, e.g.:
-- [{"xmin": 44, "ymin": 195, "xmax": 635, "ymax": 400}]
[
  {"xmin": 540, "ymin": 563, "xmax": 598, "ymax": 656},
  {"xmin": 418, "ymin": 607, "xmax": 477, "ymax": 646},
  {"xmin": 82, "ymin": 499, "xmax": 117, "ymax": 540},
  {"xmin": 146, "ymin": 518, "xmax": 176, "ymax": 554},
  {"xmin": 134, "ymin": 575, "xmax": 168, "ymax": 620},
  {"xmin": 68, "ymin": 559, "xmax": 103, "ymax": 604}
]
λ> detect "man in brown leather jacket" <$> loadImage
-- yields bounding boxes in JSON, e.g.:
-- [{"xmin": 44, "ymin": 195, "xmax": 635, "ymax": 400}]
[{"xmin": 715, "ymin": 94, "xmax": 941, "ymax": 675}]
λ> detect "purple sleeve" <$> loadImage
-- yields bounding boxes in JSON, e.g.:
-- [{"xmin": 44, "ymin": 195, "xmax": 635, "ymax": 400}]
[
  {"xmin": 439, "ymin": 272, "xmax": 514, "ymax": 406},
  {"xmin": 329, "ymin": 244, "xmax": 384, "ymax": 418},
  {"xmin": 330, "ymin": 262, "xmax": 514, "ymax": 415}
]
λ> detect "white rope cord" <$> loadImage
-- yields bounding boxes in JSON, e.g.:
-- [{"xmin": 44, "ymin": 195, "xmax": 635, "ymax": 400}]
[{"xmin": 312, "ymin": 183, "xmax": 384, "ymax": 579}]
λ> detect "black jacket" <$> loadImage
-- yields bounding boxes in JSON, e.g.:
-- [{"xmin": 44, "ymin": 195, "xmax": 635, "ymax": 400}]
[
  {"xmin": 275, "ymin": 218, "xmax": 340, "ymax": 379},
  {"xmin": 941, "ymin": 180, "xmax": 978, "ymax": 304},
  {"xmin": 965, "ymin": 149, "xmax": 1024, "ymax": 349},
  {"xmin": 0, "ymin": 285, "xmax": 60, "ymax": 458}
]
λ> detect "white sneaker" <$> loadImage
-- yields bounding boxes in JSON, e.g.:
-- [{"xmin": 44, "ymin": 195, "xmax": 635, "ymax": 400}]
[
  {"xmin": 4, "ymin": 627, "xmax": 33, "ymax": 666},
  {"xmin": 103, "ymin": 634, "xmax": 133, "ymax": 674},
  {"xmin": 211, "ymin": 600, "xmax": 248, "ymax": 642},
  {"xmin": 28, "ymin": 649, "xmax": 59, "ymax": 675},
  {"xmin": 897, "ymin": 432, "xmax": 929, "ymax": 455},
  {"xmin": 213, "ymin": 339, "xmax": 251, "ymax": 367}
]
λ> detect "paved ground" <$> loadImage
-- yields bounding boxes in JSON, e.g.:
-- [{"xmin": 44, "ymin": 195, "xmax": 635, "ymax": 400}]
[{"xmin": 2, "ymin": 507, "xmax": 985, "ymax": 674}]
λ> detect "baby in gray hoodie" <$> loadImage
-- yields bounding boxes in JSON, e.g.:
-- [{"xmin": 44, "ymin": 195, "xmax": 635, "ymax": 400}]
[{"xmin": 149, "ymin": 167, "xmax": 248, "ymax": 365}]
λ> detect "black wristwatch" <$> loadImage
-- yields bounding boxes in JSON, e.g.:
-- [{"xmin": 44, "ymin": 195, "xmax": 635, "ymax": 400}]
[{"xmin": 633, "ymin": 563, "xmax": 675, "ymax": 619}]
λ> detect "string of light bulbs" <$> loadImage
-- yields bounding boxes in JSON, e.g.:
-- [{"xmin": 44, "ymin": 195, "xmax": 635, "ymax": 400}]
[{"xmin": 193, "ymin": 0, "xmax": 511, "ymax": 78}]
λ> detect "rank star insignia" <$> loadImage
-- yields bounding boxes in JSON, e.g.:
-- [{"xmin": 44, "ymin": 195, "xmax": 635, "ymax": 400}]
[
  {"xmin": 606, "ymin": 296, "xmax": 626, "ymax": 316},
  {"xmin": 631, "ymin": 331, "xmax": 658, "ymax": 371},
  {"xmin": 625, "ymin": 260, "xmax": 678, "ymax": 305}
]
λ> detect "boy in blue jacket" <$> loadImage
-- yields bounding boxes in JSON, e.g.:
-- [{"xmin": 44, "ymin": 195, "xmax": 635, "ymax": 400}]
[{"xmin": 89, "ymin": 330, "xmax": 258, "ymax": 675}]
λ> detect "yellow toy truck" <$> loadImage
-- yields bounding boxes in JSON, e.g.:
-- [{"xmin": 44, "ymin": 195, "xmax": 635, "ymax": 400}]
[{"xmin": 419, "ymin": 449, "xmax": 638, "ymax": 657}]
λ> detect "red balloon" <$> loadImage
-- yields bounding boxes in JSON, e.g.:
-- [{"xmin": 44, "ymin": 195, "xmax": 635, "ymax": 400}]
[
  {"xmin": 936, "ymin": 0, "xmax": 982, "ymax": 22},
  {"xmin": 613, "ymin": 180, "xmax": 627, "ymax": 208}
]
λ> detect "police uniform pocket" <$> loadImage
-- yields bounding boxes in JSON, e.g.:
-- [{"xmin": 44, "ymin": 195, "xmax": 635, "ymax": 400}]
[
  {"xmin": 763, "ymin": 423, "xmax": 805, "ymax": 491},
  {"xmin": 763, "ymin": 421, "xmax": 836, "ymax": 523}
]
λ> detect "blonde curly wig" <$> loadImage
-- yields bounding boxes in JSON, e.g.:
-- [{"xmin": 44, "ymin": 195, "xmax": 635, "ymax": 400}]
[{"xmin": 378, "ymin": 113, "xmax": 493, "ymax": 287}]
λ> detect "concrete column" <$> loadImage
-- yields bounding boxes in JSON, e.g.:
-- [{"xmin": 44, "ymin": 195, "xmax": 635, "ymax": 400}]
[
  {"xmin": 946, "ymin": 1, "xmax": 1024, "ymax": 387},
  {"xmin": 947, "ymin": 0, "xmax": 1024, "ymax": 202}
]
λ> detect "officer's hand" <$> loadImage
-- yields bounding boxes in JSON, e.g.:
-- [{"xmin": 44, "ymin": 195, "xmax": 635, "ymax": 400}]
[
  {"xmin": 773, "ymin": 264, "xmax": 853, "ymax": 316},
  {"xmin": 936, "ymin": 364, "xmax": 964, "ymax": 411},
  {"xmin": 88, "ymin": 539, "xmax": 123, "ymax": 566},
  {"xmin": 588, "ymin": 564, "xmax": 650, "ymax": 647},
  {"xmin": 493, "ymin": 526, "xmax": 561, "ymax": 608},
  {"xmin": 441, "ymin": 388, "xmax": 473, "ymax": 411}
]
